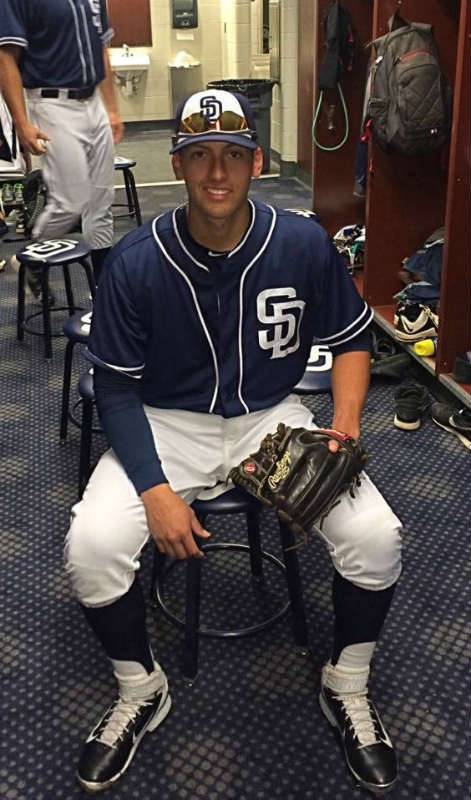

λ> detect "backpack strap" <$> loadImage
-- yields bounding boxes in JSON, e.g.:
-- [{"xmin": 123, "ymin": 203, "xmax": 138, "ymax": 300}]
[{"xmin": 387, "ymin": 11, "xmax": 409, "ymax": 32}]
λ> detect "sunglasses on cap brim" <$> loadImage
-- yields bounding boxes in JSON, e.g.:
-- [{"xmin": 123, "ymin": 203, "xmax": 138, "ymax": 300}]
[{"xmin": 172, "ymin": 109, "xmax": 257, "ymax": 145}]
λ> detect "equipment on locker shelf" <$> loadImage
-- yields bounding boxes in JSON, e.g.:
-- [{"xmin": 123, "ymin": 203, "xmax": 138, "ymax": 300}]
[{"xmin": 332, "ymin": 223, "xmax": 365, "ymax": 273}]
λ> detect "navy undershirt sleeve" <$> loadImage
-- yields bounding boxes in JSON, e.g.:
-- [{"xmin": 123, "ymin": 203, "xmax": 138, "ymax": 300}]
[
  {"xmin": 330, "ymin": 328, "xmax": 371, "ymax": 357},
  {"xmin": 93, "ymin": 366, "xmax": 168, "ymax": 494}
]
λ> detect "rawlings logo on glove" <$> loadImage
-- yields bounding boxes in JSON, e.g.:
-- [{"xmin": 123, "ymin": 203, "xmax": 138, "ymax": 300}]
[{"xmin": 229, "ymin": 423, "xmax": 367, "ymax": 546}]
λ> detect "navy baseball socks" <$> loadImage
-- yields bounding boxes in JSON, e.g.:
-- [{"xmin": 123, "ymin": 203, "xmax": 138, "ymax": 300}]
[
  {"xmin": 78, "ymin": 579, "xmax": 171, "ymax": 792},
  {"xmin": 319, "ymin": 572, "xmax": 398, "ymax": 794}
]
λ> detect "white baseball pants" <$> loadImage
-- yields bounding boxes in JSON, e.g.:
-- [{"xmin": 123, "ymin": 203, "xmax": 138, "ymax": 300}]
[
  {"xmin": 64, "ymin": 396, "xmax": 402, "ymax": 607},
  {"xmin": 26, "ymin": 89, "xmax": 114, "ymax": 249}
]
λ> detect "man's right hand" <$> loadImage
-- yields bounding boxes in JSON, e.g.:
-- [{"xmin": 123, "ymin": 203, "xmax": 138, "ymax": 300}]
[
  {"xmin": 141, "ymin": 484, "xmax": 211, "ymax": 560},
  {"xmin": 17, "ymin": 122, "xmax": 50, "ymax": 155}
]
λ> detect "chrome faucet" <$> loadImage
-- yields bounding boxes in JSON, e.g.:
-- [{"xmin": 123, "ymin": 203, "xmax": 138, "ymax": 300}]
[{"xmin": 122, "ymin": 43, "xmax": 130, "ymax": 56}]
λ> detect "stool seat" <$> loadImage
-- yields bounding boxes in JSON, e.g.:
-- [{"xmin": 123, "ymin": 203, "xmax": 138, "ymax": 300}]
[
  {"xmin": 294, "ymin": 344, "xmax": 332, "ymax": 395},
  {"xmin": 17, "ymin": 238, "xmax": 91, "ymax": 266},
  {"xmin": 63, "ymin": 309, "xmax": 92, "ymax": 343},
  {"xmin": 16, "ymin": 238, "xmax": 95, "ymax": 359},
  {"xmin": 294, "ymin": 369, "xmax": 331, "ymax": 395},
  {"xmin": 192, "ymin": 487, "xmax": 262, "ymax": 517},
  {"xmin": 114, "ymin": 156, "xmax": 137, "ymax": 169}
]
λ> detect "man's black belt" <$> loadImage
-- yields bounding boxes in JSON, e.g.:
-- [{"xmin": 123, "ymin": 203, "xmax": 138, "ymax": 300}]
[{"xmin": 40, "ymin": 87, "xmax": 95, "ymax": 100}]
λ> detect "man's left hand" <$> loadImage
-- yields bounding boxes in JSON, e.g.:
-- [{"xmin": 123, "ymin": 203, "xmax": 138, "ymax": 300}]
[
  {"xmin": 328, "ymin": 422, "xmax": 360, "ymax": 452},
  {"xmin": 108, "ymin": 111, "xmax": 124, "ymax": 144}
]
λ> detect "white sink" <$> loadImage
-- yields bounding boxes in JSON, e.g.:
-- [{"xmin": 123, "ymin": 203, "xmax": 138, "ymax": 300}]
[{"xmin": 110, "ymin": 51, "xmax": 150, "ymax": 81}]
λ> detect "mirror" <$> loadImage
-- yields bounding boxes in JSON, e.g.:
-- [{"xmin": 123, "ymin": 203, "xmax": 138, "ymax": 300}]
[{"xmin": 107, "ymin": 0, "xmax": 152, "ymax": 47}]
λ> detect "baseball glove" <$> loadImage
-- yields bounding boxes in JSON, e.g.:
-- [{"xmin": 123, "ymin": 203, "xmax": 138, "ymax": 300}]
[{"xmin": 228, "ymin": 423, "xmax": 367, "ymax": 545}]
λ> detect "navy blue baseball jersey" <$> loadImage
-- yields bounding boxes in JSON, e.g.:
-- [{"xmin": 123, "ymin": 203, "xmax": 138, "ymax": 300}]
[
  {"xmin": 0, "ymin": 0, "xmax": 112, "ymax": 88},
  {"xmin": 88, "ymin": 200, "xmax": 372, "ymax": 417}
]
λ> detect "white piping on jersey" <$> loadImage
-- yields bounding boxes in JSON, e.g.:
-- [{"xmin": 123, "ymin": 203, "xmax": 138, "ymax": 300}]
[
  {"xmin": 327, "ymin": 306, "xmax": 374, "ymax": 347},
  {"xmin": 172, "ymin": 206, "xmax": 209, "ymax": 273},
  {"xmin": 152, "ymin": 216, "xmax": 220, "ymax": 413},
  {"xmin": 227, "ymin": 200, "xmax": 255, "ymax": 258},
  {"xmin": 88, "ymin": 357, "xmax": 144, "ymax": 378},
  {"xmin": 315, "ymin": 301, "xmax": 371, "ymax": 344},
  {"xmin": 171, "ymin": 200, "xmax": 256, "ymax": 270},
  {"xmin": 67, "ymin": 0, "xmax": 88, "ymax": 85},
  {"xmin": 0, "ymin": 37, "xmax": 28, "ymax": 47},
  {"xmin": 237, "ymin": 205, "xmax": 277, "ymax": 413},
  {"xmin": 79, "ymin": 4, "xmax": 97, "ymax": 85}
]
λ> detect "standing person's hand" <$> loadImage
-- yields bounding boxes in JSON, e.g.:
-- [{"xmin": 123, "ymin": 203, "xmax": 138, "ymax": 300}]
[
  {"xmin": 108, "ymin": 111, "xmax": 124, "ymax": 144},
  {"xmin": 17, "ymin": 122, "xmax": 50, "ymax": 155},
  {"xmin": 141, "ymin": 484, "xmax": 211, "ymax": 560}
]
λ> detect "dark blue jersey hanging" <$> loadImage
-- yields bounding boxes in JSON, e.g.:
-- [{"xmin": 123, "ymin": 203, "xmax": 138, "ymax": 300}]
[
  {"xmin": 313, "ymin": 1, "xmax": 355, "ymax": 152},
  {"xmin": 318, "ymin": 0, "xmax": 355, "ymax": 90}
]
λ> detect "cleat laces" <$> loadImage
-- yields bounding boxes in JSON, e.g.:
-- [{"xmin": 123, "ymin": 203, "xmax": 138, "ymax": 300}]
[
  {"xmin": 96, "ymin": 698, "xmax": 152, "ymax": 748},
  {"xmin": 341, "ymin": 692, "xmax": 380, "ymax": 748}
]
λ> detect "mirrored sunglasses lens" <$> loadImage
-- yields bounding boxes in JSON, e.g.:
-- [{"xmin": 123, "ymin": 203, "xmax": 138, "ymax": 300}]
[{"xmin": 179, "ymin": 110, "xmax": 249, "ymax": 134}]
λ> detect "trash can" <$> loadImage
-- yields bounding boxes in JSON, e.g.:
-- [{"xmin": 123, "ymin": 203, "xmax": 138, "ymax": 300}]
[{"xmin": 206, "ymin": 79, "xmax": 275, "ymax": 173}]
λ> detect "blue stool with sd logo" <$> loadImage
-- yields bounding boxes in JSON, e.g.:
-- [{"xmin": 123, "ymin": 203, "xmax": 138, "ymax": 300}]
[{"xmin": 16, "ymin": 238, "xmax": 95, "ymax": 359}]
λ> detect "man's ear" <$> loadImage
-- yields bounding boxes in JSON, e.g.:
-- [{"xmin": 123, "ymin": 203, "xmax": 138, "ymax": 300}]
[
  {"xmin": 172, "ymin": 153, "xmax": 184, "ymax": 180},
  {"xmin": 251, "ymin": 146, "xmax": 264, "ymax": 178}
]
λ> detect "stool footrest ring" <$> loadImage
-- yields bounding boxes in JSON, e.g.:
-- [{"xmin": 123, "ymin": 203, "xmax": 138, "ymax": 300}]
[
  {"xmin": 22, "ymin": 306, "xmax": 85, "ymax": 338},
  {"xmin": 155, "ymin": 542, "xmax": 290, "ymax": 638},
  {"xmin": 69, "ymin": 398, "xmax": 104, "ymax": 435}
]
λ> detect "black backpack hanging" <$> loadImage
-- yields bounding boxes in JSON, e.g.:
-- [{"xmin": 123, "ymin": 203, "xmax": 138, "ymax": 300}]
[{"xmin": 367, "ymin": 12, "xmax": 452, "ymax": 156}]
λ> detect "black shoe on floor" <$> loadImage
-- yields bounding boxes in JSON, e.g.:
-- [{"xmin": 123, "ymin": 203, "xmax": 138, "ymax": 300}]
[
  {"xmin": 320, "ymin": 685, "xmax": 398, "ymax": 795},
  {"xmin": 371, "ymin": 353, "xmax": 412, "ymax": 381},
  {"xmin": 77, "ymin": 680, "xmax": 171, "ymax": 793},
  {"xmin": 431, "ymin": 403, "xmax": 471, "ymax": 450},
  {"xmin": 394, "ymin": 381, "xmax": 430, "ymax": 430}
]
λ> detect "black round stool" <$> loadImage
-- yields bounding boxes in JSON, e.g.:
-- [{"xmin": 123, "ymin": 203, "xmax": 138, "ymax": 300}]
[
  {"xmin": 60, "ymin": 310, "xmax": 92, "ymax": 441},
  {"xmin": 72, "ymin": 368, "xmax": 103, "ymax": 498},
  {"xmin": 151, "ymin": 488, "xmax": 309, "ymax": 682},
  {"xmin": 16, "ymin": 238, "xmax": 95, "ymax": 359},
  {"xmin": 113, "ymin": 157, "xmax": 142, "ymax": 227}
]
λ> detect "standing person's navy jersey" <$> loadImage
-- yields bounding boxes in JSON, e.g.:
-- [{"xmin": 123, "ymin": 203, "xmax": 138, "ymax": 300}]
[
  {"xmin": 0, "ymin": 0, "xmax": 113, "ymax": 88},
  {"xmin": 88, "ymin": 200, "xmax": 373, "ymax": 418}
]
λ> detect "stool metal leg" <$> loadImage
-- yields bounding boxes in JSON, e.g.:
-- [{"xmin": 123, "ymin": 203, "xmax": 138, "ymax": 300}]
[
  {"xmin": 17, "ymin": 263, "xmax": 26, "ymax": 342},
  {"xmin": 183, "ymin": 553, "xmax": 202, "ymax": 681},
  {"xmin": 78, "ymin": 398, "xmax": 94, "ymax": 499},
  {"xmin": 80, "ymin": 258, "xmax": 96, "ymax": 299},
  {"xmin": 60, "ymin": 339, "xmax": 75, "ymax": 440},
  {"xmin": 127, "ymin": 169, "xmax": 142, "ymax": 227},
  {"xmin": 278, "ymin": 520, "xmax": 309, "ymax": 648},
  {"xmin": 123, "ymin": 168, "xmax": 135, "ymax": 216},
  {"xmin": 62, "ymin": 264, "xmax": 75, "ymax": 313},
  {"xmin": 246, "ymin": 510, "xmax": 263, "ymax": 579},
  {"xmin": 40, "ymin": 267, "xmax": 53, "ymax": 359}
]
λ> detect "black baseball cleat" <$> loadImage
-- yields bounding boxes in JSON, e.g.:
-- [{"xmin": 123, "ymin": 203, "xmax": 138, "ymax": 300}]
[
  {"xmin": 77, "ymin": 680, "xmax": 171, "ymax": 793},
  {"xmin": 319, "ymin": 685, "xmax": 398, "ymax": 795}
]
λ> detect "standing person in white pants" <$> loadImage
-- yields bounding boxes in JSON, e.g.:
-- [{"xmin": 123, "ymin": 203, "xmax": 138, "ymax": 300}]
[
  {"xmin": 64, "ymin": 89, "xmax": 403, "ymax": 794},
  {"xmin": 0, "ymin": 0, "xmax": 123, "ymax": 286}
]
